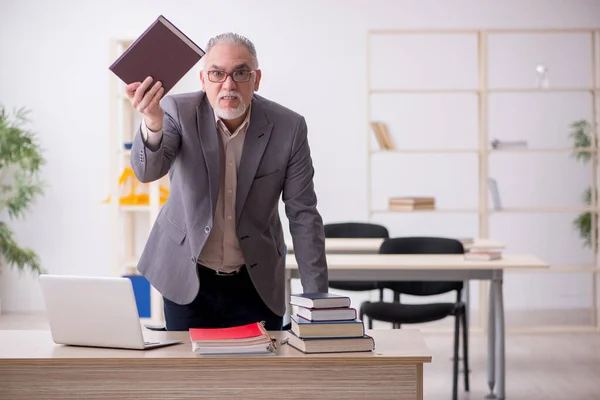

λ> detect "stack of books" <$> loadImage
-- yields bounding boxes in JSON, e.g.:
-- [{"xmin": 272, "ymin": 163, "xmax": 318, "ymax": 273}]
[
  {"xmin": 465, "ymin": 250, "xmax": 502, "ymax": 260},
  {"xmin": 286, "ymin": 293, "xmax": 374, "ymax": 354},
  {"xmin": 388, "ymin": 196, "xmax": 435, "ymax": 211},
  {"xmin": 462, "ymin": 238, "xmax": 504, "ymax": 260},
  {"xmin": 189, "ymin": 321, "xmax": 276, "ymax": 356}
]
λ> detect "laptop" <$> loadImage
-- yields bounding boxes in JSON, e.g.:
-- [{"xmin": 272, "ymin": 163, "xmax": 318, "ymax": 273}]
[{"xmin": 39, "ymin": 274, "xmax": 181, "ymax": 350}]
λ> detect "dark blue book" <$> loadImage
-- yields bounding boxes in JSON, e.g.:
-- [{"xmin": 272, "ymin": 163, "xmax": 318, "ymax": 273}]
[
  {"xmin": 296, "ymin": 306, "xmax": 357, "ymax": 322},
  {"xmin": 289, "ymin": 292, "xmax": 351, "ymax": 309},
  {"xmin": 290, "ymin": 315, "xmax": 364, "ymax": 338}
]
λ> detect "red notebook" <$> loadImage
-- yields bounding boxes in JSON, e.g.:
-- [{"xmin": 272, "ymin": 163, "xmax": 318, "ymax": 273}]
[
  {"xmin": 189, "ymin": 322, "xmax": 268, "ymax": 342},
  {"xmin": 189, "ymin": 322, "xmax": 276, "ymax": 355}
]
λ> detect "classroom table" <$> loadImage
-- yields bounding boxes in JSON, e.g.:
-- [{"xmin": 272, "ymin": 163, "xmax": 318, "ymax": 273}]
[
  {"xmin": 285, "ymin": 253, "xmax": 548, "ymax": 400},
  {"xmin": 286, "ymin": 238, "xmax": 505, "ymax": 254},
  {"xmin": 0, "ymin": 328, "xmax": 432, "ymax": 400}
]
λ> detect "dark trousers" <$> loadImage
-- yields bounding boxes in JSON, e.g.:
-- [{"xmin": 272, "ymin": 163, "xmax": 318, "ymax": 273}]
[{"xmin": 162, "ymin": 264, "xmax": 283, "ymax": 331}]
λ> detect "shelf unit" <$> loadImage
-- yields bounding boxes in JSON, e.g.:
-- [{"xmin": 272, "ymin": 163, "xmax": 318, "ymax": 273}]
[
  {"xmin": 108, "ymin": 38, "xmax": 168, "ymax": 323},
  {"xmin": 366, "ymin": 28, "xmax": 600, "ymax": 332}
]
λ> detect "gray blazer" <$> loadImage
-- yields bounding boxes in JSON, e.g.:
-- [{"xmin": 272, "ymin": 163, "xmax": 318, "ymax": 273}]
[{"xmin": 130, "ymin": 91, "xmax": 328, "ymax": 316}]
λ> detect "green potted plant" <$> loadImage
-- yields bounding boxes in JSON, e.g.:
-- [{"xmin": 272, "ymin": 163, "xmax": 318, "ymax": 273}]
[
  {"xmin": 0, "ymin": 105, "xmax": 46, "ymax": 313},
  {"xmin": 570, "ymin": 119, "xmax": 596, "ymax": 248}
]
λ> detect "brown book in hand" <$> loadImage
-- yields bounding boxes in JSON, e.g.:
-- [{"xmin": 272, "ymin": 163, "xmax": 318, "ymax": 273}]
[{"xmin": 109, "ymin": 15, "xmax": 205, "ymax": 95}]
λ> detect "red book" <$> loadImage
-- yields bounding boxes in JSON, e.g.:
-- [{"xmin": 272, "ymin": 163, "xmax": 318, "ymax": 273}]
[{"xmin": 189, "ymin": 322, "xmax": 268, "ymax": 342}]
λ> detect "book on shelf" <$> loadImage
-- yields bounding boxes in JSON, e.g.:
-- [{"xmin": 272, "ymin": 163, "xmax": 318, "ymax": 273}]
[
  {"xmin": 290, "ymin": 315, "xmax": 365, "ymax": 339},
  {"xmin": 389, "ymin": 196, "xmax": 435, "ymax": 205},
  {"xmin": 189, "ymin": 321, "xmax": 276, "ymax": 356},
  {"xmin": 286, "ymin": 330, "xmax": 375, "ymax": 354},
  {"xmin": 370, "ymin": 122, "xmax": 394, "ymax": 150},
  {"xmin": 388, "ymin": 196, "xmax": 436, "ymax": 211},
  {"xmin": 289, "ymin": 292, "xmax": 351, "ymax": 309},
  {"xmin": 109, "ymin": 15, "xmax": 205, "ymax": 95},
  {"xmin": 488, "ymin": 178, "xmax": 502, "ymax": 210},
  {"xmin": 464, "ymin": 250, "xmax": 502, "ymax": 261}
]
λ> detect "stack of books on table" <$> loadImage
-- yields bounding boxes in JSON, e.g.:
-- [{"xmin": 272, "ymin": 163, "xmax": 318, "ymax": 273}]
[
  {"xmin": 457, "ymin": 237, "xmax": 503, "ymax": 259},
  {"xmin": 189, "ymin": 321, "xmax": 276, "ymax": 356},
  {"xmin": 464, "ymin": 249, "xmax": 503, "ymax": 260},
  {"xmin": 286, "ymin": 293, "xmax": 374, "ymax": 354}
]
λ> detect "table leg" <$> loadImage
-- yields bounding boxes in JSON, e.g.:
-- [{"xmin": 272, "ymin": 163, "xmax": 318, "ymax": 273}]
[
  {"xmin": 285, "ymin": 270, "xmax": 293, "ymax": 316},
  {"xmin": 486, "ymin": 281, "xmax": 496, "ymax": 399},
  {"xmin": 494, "ymin": 279, "xmax": 506, "ymax": 400},
  {"xmin": 464, "ymin": 280, "xmax": 470, "ymax": 353},
  {"xmin": 454, "ymin": 280, "xmax": 471, "ymax": 371}
]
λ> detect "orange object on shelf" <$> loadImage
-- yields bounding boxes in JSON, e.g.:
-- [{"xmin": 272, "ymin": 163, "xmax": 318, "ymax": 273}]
[{"xmin": 103, "ymin": 167, "xmax": 169, "ymax": 206}]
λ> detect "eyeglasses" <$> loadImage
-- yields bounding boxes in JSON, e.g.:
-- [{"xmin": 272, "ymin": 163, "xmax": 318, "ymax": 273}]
[{"xmin": 206, "ymin": 70, "xmax": 255, "ymax": 83}]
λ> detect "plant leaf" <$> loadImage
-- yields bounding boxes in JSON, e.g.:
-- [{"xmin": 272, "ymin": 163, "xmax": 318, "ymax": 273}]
[{"xmin": 0, "ymin": 104, "xmax": 46, "ymax": 274}]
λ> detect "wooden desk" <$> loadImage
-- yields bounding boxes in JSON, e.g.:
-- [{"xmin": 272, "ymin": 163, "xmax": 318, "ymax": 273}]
[
  {"xmin": 286, "ymin": 253, "xmax": 548, "ymax": 400},
  {"xmin": 0, "ymin": 329, "xmax": 431, "ymax": 400},
  {"xmin": 286, "ymin": 238, "xmax": 505, "ymax": 254}
]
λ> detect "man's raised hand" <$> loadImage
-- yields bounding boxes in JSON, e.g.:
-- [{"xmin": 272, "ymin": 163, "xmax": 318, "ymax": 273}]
[{"xmin": 125, "ymin": 76, "xmax": 165, "ymax": 132}]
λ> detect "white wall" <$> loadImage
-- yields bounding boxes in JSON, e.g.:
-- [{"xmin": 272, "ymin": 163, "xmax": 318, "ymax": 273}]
[{"xmin": 1, "ymin": 0, "xmax": 599, "ymax": 321}]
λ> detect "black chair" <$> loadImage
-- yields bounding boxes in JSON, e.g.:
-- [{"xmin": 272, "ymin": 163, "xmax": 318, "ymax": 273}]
[
  {"xmin": 324, "ymin": 222, "xmax": 389, "ymax": 296},
  {"xmin": 359, "ymin": 237, "xmax": 469, "ymax": 400}
]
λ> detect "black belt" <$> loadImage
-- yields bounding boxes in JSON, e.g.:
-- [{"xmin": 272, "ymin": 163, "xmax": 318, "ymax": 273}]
[{"xmin": 198, "ymin": 263, "xmax": 245, "ymax": 277}]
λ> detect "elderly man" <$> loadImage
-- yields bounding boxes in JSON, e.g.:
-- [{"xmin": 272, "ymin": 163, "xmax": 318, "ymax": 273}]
[{"xmin": 125, "ymin": 32, "xmax": 328, "ymax": 331}]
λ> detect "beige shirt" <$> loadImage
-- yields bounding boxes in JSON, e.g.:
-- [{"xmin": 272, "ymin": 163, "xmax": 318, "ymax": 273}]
[{"xmin": 141, "ymin": 104, "xmax": 251, "ymax": 273}]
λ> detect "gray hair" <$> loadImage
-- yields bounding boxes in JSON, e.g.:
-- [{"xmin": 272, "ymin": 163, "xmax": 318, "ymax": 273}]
[{"xmin": 205, "ymin": 33, "xmax": 259, "ymax": 69}]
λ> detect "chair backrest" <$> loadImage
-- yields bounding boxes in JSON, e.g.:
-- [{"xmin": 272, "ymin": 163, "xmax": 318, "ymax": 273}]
[
  {"xmin": 379, "ymin": 236, "xmax": 464, "ymax": 254},
  {"xmin": 379, "ymin": 236, "xmax": 464, "ymax": 297},
  {"xmin": 325, "ymin": 222, "xmax": 388, "ymax": 292},
  {"xmin": 324, "ymin": 222, "xmax": 389, "ymax": 239}
]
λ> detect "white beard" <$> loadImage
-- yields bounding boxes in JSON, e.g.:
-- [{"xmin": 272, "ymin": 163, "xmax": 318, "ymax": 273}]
[{"xmin": 215, "ymin": 91, "xmax": 247, "ymax": 120}]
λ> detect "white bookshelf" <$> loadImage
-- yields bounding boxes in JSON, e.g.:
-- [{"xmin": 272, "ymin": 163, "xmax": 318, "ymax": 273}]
[
  {"xmin": 366, "ymin": 28, "xmax": 600, "ymax": 332},
  {"xmin": 108, "ymin": 39, "xmax": 167, "ymax": 324}
]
